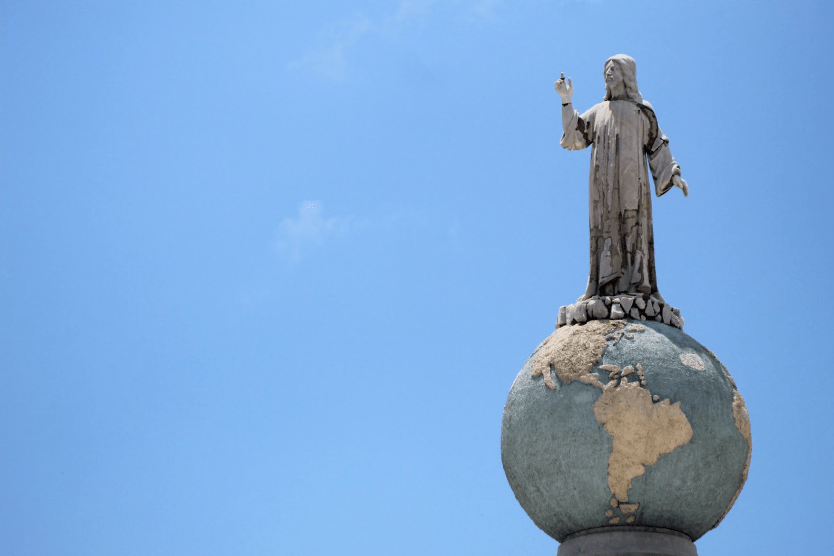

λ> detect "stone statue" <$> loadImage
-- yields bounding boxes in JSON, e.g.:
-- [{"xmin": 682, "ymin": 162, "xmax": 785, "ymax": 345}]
[
  {"xmin": 555, "ymin": 54, "xmax": 688, "ymax": 304},
  {"xmin": 502, "ymin": 57, "xmax": 751, "ymax": 556}
]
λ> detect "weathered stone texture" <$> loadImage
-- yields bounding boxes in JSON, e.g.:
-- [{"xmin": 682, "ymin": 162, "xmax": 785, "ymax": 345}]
[{"xmin": 556, "ymin": 295, "xmax": 684, "ymax": 330}]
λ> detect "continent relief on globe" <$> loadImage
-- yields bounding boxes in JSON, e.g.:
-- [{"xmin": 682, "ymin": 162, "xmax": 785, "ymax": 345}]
[
  {"xmin": 504, "ymin": 319, "xmax": 752, "ymax": 539},
  {"xmin": 531, "ymin": 320, "xmax": 693, "ymax": 524}
]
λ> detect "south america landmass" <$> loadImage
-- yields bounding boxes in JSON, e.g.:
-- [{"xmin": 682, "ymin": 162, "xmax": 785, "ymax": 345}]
[
  {"xmin": 592, "ymin": 379, "xmax": 693, "ymax": 523},
  {"xmin": 531, "ymin": 321, "xmax": 693, "ymax": 524}
]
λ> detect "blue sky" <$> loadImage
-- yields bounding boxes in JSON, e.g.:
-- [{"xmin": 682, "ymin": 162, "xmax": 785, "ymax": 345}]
[{"xmin": 1, "ymin": 1, "xmax": 832, "ymax": 555}]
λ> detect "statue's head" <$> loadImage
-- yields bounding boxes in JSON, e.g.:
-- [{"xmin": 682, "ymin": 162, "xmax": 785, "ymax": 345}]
[{"xmin": 603, "ymin": 54, "xmax": 643, "ymax": 103}]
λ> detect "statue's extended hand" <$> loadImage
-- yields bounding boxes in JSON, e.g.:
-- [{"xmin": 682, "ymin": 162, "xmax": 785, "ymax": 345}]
[
  {"xmin": 555, "ymin": 72, "xmax": 573, "ymax": 103},
  {"xmin": 672, "ymin": 175, "xmax": 689, "ymax": 197}
]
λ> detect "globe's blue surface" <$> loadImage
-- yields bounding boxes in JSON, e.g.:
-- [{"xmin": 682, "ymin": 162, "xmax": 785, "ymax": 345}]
[{"xmin": 501, "ymin": 320, "xmax": 751, "ymax": 542}]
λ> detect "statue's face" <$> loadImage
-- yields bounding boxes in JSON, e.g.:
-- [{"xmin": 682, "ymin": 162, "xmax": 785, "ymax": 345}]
[{"xmin": 604, "ymin": 61, "xmax": 623, "ymax": 90}]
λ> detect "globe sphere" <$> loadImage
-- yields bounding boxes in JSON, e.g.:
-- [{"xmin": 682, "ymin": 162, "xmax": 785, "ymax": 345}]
[{"xmin": 501, "ymin": 320, "xmax": 751, "ymax": 542}]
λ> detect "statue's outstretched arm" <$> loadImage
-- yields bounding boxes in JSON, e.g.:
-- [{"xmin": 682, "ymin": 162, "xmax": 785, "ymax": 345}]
[
  {"xmin": 648, "ymin": 131, "xmax": 686, "ymax": 196},
  {"xmin": 557, "ymin": 73, "xmax": 591, "ymax": 151}
]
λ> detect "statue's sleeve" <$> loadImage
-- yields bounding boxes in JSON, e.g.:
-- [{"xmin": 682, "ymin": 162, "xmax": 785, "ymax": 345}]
[
  {"xmin": 644, "ymin": 109, "xmax": 681, "ymax": 196},
  {"xmin": 560, "ymin": 105, "xmax": 594, "ymax": 151}
]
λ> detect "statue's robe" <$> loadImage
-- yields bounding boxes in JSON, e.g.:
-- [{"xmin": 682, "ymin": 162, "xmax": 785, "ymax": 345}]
[{"xmin": 561, "ymin": 99, "xmax": 681, "ymax": 302}]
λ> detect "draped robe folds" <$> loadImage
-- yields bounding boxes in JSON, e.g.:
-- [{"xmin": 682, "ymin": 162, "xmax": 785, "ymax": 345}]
[{"xmin": 561, "ymin": 99, "xmax": 681, "ymax": 302}]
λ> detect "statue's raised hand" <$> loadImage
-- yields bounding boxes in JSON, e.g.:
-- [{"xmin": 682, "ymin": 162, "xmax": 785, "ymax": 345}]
[
  {"xmin": 672, "ymin": 175, "xmax": 689, "ymax": 197},
  {"xmin": 555, "ymin": 72, "xmax": 573, "ymax": 103}
]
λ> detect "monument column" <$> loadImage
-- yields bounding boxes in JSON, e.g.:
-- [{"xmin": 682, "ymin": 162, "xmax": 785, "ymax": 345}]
[{"xmin": 500, "ymin": 55, "xmax": 751, "ymax": 556}]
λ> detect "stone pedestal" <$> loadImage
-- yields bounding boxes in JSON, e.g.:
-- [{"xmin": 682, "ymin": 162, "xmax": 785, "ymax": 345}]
[{"xmin": 557, "ymin": 528, "xmax": 697, "ymax": 556}]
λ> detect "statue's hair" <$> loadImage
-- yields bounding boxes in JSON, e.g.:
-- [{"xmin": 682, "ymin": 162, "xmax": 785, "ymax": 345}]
[{"xmin": 603, "ymin": 54, "xmax": 643, "ymax": 103}]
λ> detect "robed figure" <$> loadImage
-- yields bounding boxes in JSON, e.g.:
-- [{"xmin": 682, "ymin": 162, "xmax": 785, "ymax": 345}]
[{"xmin": 556, "ymin": 54, "xmax": 688, "ymax": 303}]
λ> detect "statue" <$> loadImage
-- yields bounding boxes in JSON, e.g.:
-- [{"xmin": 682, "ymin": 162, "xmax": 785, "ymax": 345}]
[
  {"xmin": 501, "ymin": 56, "xmax": 751, "ymax": 556},
  {"xmin": 555, "ymin": 54, "xmax": 688, "ymax": 304}
]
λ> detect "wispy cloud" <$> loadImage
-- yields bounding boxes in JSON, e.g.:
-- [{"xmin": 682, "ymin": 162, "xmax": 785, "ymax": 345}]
[
  {"xmin": 288, "ymin": 0, "xmax": 497, "ymax": 79},
  {"xmin": 470, "ymin": 0, "xmax": 501, "ymax": 20},
  {"xmin": 275, "ymin": 201, "xmax": 352, "ymax": 262},
  {"xmin": 391, "ymin": 0, "xmax": 440, "ymax": 23},
  {"xmin": 287, "ymin": 17, "xmax": 375, "ymax": 80}
]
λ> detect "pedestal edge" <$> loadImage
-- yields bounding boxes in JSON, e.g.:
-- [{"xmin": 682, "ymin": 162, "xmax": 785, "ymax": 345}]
[{"xmin": 558, "ymin": 527, "xmax": 697, "ymax": 556}]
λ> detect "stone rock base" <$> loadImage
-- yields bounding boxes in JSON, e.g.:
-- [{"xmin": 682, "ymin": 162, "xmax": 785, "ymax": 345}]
[
  {"xmin": 558, "ymin": 528, "xmax": 697, "ymax": 556},
  {"xmin": 557, "ymin": 295, "xmax": 684, "ymax": 330}
]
